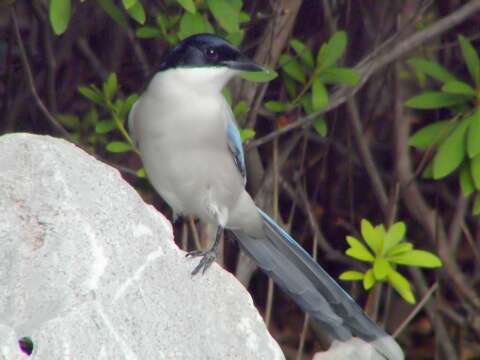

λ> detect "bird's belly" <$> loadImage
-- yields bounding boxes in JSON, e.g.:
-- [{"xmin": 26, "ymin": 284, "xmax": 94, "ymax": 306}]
[{"xmin": 141, "ymin": 141, "xmax": 243, "ymax": 225}]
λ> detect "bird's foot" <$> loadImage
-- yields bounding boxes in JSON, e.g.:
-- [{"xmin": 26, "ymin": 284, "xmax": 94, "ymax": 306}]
[{"xmin": 186, "ymin": 249, "xmax": 217, "ymax": 276}]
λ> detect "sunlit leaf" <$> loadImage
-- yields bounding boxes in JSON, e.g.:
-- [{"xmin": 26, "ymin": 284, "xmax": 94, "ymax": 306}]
[
  {"xmin": 390, "ymin": 250, "xmax": 443, "ymax": 268},
  {"xmin": 97, "ymin": 0, "xmax": 128, "ymax": 29},
  {"xmin": 233, "ymin": 101, "xmax": 249, "ymax": 117},
  {"xmin": 384, "ymin": 222, "xmax": 406, "ymax": 252},
  {"xmin": 240, "ymin": 69, "xmax": 277, "ymax": 82},
  {"xmin": 405, "ymin": 92, "xmax": 469, "ymax": 109},
  {"xmin": 386, "ymin": 242, "xmax": 414, "ymax": 257},
  {"xmin": 317, "ymin": 31, "xmax": 347, "ymax": 70},
  {"xmin": 388, "ymin": 270, "xmax": 415, "ymax": 304},
  {"xmin": 290, "ymin": 39, "xmax": 314, "ymax": 69},
  {"xmin": 459, "ymin": 35, "xmax": 480, "ymax": 85},
  {"xmin": 312, "ymin": 78, "xmax": 328, "ymax": 111},
  {"xmin": 136, "ymin": 168, "xmax": 146, "ymax": 178},
  {"xmin": 178, "ymin": 12, "xmax": 213, "ymax": 40},
  {"xmin": 373, "ymin": 258, "xmax": 391, "ymax": 281},
  {"xmin": 239, "ymin": 128, "xmax": 255, "ymax": 142},
  {"xmin": 467, "ymin": 111, "xmax": 480, "ymax": 158},
  {"xmin": 78, "ymin": 86, "xmax": 104, "ymax": 106},
  {"xmin": 136, "ymin": 26, "xmax": 162, "ymax": 38},
  {"xmin": 57, "ymin": 114, "xmax": 79, "ymax": 129},
  {"xmin": 280, "ymin": 54, "xmax": 306, "ymax": 84},
  {"xmin": 126, "ymin": 1, "xmax": 145, "ymax": 24},
  {"xmin": 103, "ymin": 73, "xmax": 118, "ymax": 102},
  {"xmin": 360, "ymin": 219, "xmax": 382, "ymax": 255},
  {"xmin": 313, "ymin": 118, "xmax": 327, "ymax": 137},
  {"xmin": 409, "ymin": 120, "xmax": 455, "ymax": 149},
  {"xmin": 363, "ymin": 269, "xmax": 375, "ymax": 290},
  {"xmin": 106, "ymin": 141, "xmax": 132, "ymax": 153},
  {"xmin": 460, "ymin": 163, "xmax": 475, "ymax": 196},
  {"xmin": 318, "ymin": 67, "xmax": 359, "ymax": 86},
  {"xmin": 176, "ymin": 0, "xmax": 196, "ymax": 13},
  {"xmin": 474, "ymin": 195, "xmax": 480, "ymax": 216},
  {"xmin": 441, "ymin": 81, "xmax": 476, "ymax": 96},
  {"xmin": 206, "ymin": 0, "xmax": 239, "ymax": 33},
  {"xmin": 471, "ymin": 154, "xmax": 480, "ymax": 190},
  {"xmin": 265, "ymin": 101, "xmax": 288, "ymax": 112},
  {"xmin": 407, "ymin": 58, "xmax": 457, "ymax": 83},
  {"xmin": 432, "ymin": 119, "xmax": 469, "ymax": 179},
  {"xmin": 95, "ymin": 120, "xmax": 116, "ymax": 134},
  {"xmin": 339, "ymin": 270, "xmax": 365, "ymax": 281},
  {"xmin": 49, "ymin": 0, "xmax": 71, "ymax": 35},
  {"xmin": 122, "ymin": 0, "xmax": 137, "ymax": 9},
  {"xmin": 345, "ymin": 236, "xmax": 374, "ymax": 262}
]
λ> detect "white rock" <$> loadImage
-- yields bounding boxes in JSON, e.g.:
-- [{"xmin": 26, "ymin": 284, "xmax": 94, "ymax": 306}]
[{"xmin": 0, "ymin": 133, "xmax": 284, "ymax": 360}]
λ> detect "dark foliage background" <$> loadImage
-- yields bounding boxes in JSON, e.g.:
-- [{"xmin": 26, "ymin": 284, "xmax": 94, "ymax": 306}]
[{"xmin": 2, "ymin": 0, "xmax": 480, "ymax": 359}]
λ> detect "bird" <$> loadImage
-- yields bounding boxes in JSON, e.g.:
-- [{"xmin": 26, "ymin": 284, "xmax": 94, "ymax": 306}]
[{"xmin": 128, "ymin": 33, "xmax": 404, "ymax": 360}]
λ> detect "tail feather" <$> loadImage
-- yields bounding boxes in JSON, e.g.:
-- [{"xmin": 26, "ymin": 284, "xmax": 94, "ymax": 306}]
[{"xmin": 231, "ymin": 208, "xmax": 404, "ymax": 360}]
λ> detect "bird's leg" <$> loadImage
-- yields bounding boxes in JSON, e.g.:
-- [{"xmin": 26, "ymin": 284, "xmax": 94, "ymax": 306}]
[{"xmin": 186, "ymin": 226, "xmax": 223, "ymax": 276}]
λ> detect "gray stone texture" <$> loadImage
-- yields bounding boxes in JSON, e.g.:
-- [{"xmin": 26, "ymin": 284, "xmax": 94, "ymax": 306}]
[{"xmin": 0, "ymin": 133, "xmax": 284, "ymax": 360}]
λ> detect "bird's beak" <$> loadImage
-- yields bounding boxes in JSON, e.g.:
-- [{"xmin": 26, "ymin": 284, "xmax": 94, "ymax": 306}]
[{"xmin": 222, "ymin": 54, "xmax": 264, "ymax": 72}]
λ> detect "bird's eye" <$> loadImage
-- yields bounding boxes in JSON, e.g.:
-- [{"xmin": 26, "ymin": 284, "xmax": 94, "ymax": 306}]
[{"xmin": 205, "ymin": 47, "xmax": 218, "ymax": 60}]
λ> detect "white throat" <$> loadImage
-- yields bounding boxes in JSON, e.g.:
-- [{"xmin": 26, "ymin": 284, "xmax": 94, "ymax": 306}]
[{"xmin": 148, "ymin": 67, "xmax": 238, "ymax": 97}]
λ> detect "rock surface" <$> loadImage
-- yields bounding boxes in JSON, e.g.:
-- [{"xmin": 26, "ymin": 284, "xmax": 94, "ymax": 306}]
[{"xmin": 0, "ymin": 133, "xmax": 284, "ymax": 360}]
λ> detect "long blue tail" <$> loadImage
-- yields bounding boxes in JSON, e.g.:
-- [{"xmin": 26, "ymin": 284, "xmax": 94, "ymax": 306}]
[{"xmin": 231, "ymin": 208, "xmax": 404, "ymax": 360}]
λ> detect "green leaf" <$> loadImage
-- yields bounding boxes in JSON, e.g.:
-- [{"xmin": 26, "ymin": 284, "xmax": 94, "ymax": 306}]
[
  {"xmin": 360, "ymin": 219, "xmax": 382, "ymax": 255},
  {"xmin": 407, "ymin": 58, "xmax": 457, "ymax": 83},
  {"xmin": 136, "ymin": 168, "xmax": 146, "ymax": 178},
  {"xmin": 280, "ymin": 54, "xmax": 306, "ymax": 84},
  {"xmin": 106, "ymin": 141, "xmax": 133, "ymax": 153},
  {"xmin": 178, "ymin": 12, "xmax": 213, "ymax": 40},
  {"xmin": 373, "ymin": 258, "xmax": 391, "ymax": 281},
  {"xmin": 339, "ymin": 270, "xmax": 365, "ymax": 281},
  {"xmin": 345, "ymin": 236, "xmax": 374, "ymax": 262},
  {"xmin": 318, "ymin": 67, "xmax": 359, "ymax": 86},
  {"xmin": 474, "ymin": 195, "xmax": 480, "ymax": 216},
  {"xmin": 49, "ymin": 0, "xmax": 71, "ymax": 35},
  {"xmin": 384, "ymin": 222, "xmax": 406, "ymax": 253},
  {"xmin": 409, "ymin": 120, "xmax": 455, "ymax": 149},
  {"xmin": 363, "ymin": 269, "xmax": 375, "ymax": 290},
  {"xmin": 95, "ymin": 120, "xmax": 116, "ymax": 134},
  {"xmin": 240, "ymin": 69, "xmax": 277, "ymax": 82},
  {"xmin": 222, "ymin": 88, "xmax": 232, "ymax": 105},
  {"xmin": 121, "ymin": 94, "xmax": 139, "ymax": 119},
  {"xmin": 460, "ymin": 163, "xmax": 475, "ymax": 196},
  {"xmin": 126, "ymin": 1, "xmax": 146, "ymax": 24},
  {"xmin": 176, "ymin": 0, "xmax": 196, "ymax": 13},
  {"xmin": 239, "ymin": 128, "xmax": 255, "ymax": 142},
  {"xmin": 386, "ymin": 242, "xmax": 414, "ymax": 257},
  {"xmin": 432, "ymin": 119, "xmax": 469, "ymax": 179},
  {"xmin": 405, "ymin": 91, "xmax": 469, "ymax": 109},
  {"xmin": 57, "ymin": 114, "xmax": 79, "ymax": 129},
  {"xmin": 390, "ymin": 249, "xmax": 443, "ymax": 268},
  {"xmin": 458, "ymin": 35, "xmax": 480, "ymax": 85},
  {"xmin": 97, "ymin": 0, "xmax": 128, "ymax": 29},
  {"xmin": 136, "ymin": 26, "xmax": 162, "ymax": 38},
  {"xmin": 422, "ymin": 162, "xmax": 434, "ymax": 179},
  {"xmin": 467, "ymin": 111, "xmax": 480, "ymax": 158},
  {"xmin": 388, "ymin": 270, "xmax": 415, "ymax": 304},
  {"xmin": 103, "ymin": 73, "xmax": 118, "ymax": 102},
  {"xmin": 313, "ymin": 118, "xmax": 327, "ymax": 137},
  {"xmin": 290, "ymin": 39, "xmax": 314, "ymax": 69},
  {"xmin": 441, "ymin": 81, "xmax": 476, "ymax": 96},
  {"xmin": 312, "ymin": 78, "xmax": 328, "ymax": 111},
  {"xmin": 225, "ymin": 30, "xmax": 244, "ymax": 47},
  {"xmin": 471, "ymin": 154, "xmax": 480, "ymax": 190},
  {"xmin": 265, "ymin": 101, "xmax": 288, "ymax": 112},
  {"xmin": 206, "ymin": 0, "xmax": 239, "ymax": 33},
  {"xmin": 78, "ymin": 86, "xmax": 104, "ymax": 106},
  {"xmin": 122, "ymin": 0, "xmax": 137, "ymax": 9},
  {"xmin": 317, "ymin": 31, "xmax": 347, "ymax": 70},
  {"xmin": 233, "ymin": 101, "xmax": 249, "ymax": 117}
]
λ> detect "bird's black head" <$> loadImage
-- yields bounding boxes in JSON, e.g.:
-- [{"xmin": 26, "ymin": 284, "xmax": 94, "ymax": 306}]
[{"xmin": 158, "ymin": 33, "xmax": 263, "ymax": 72}]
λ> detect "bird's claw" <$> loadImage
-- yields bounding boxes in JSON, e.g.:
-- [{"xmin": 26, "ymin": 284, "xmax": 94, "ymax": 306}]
[{"xmin": 186, "ymin": 249, "xmax": 217, "ymax": 276}]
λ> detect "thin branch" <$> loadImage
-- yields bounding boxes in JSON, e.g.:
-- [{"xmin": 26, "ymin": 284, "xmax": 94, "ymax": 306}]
[
  {"xmin": 248, "ymin": 0, "xmax": 480, "ymax": 149},
  {"xmin": 9, "ymin": 5, "xmax": 71, "ymax": 139}
]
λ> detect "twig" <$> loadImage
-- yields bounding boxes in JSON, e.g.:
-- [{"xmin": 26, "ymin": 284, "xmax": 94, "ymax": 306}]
[
  {"xmin": 392, "ymin": 282, "xmax": 438, "ymax": 337},
  {"xmin": 9, "ymin": 5, "xmax": 71, "ymax": 139},
  {"xmin": 248, "ymin": 0, "xmax": 480, "ymax": 149}
]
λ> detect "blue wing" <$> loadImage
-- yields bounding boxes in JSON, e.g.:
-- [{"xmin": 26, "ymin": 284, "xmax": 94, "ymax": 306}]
[{"xmin": 226, "ymin": 118, "xmax": 247, "ymax": 185}]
